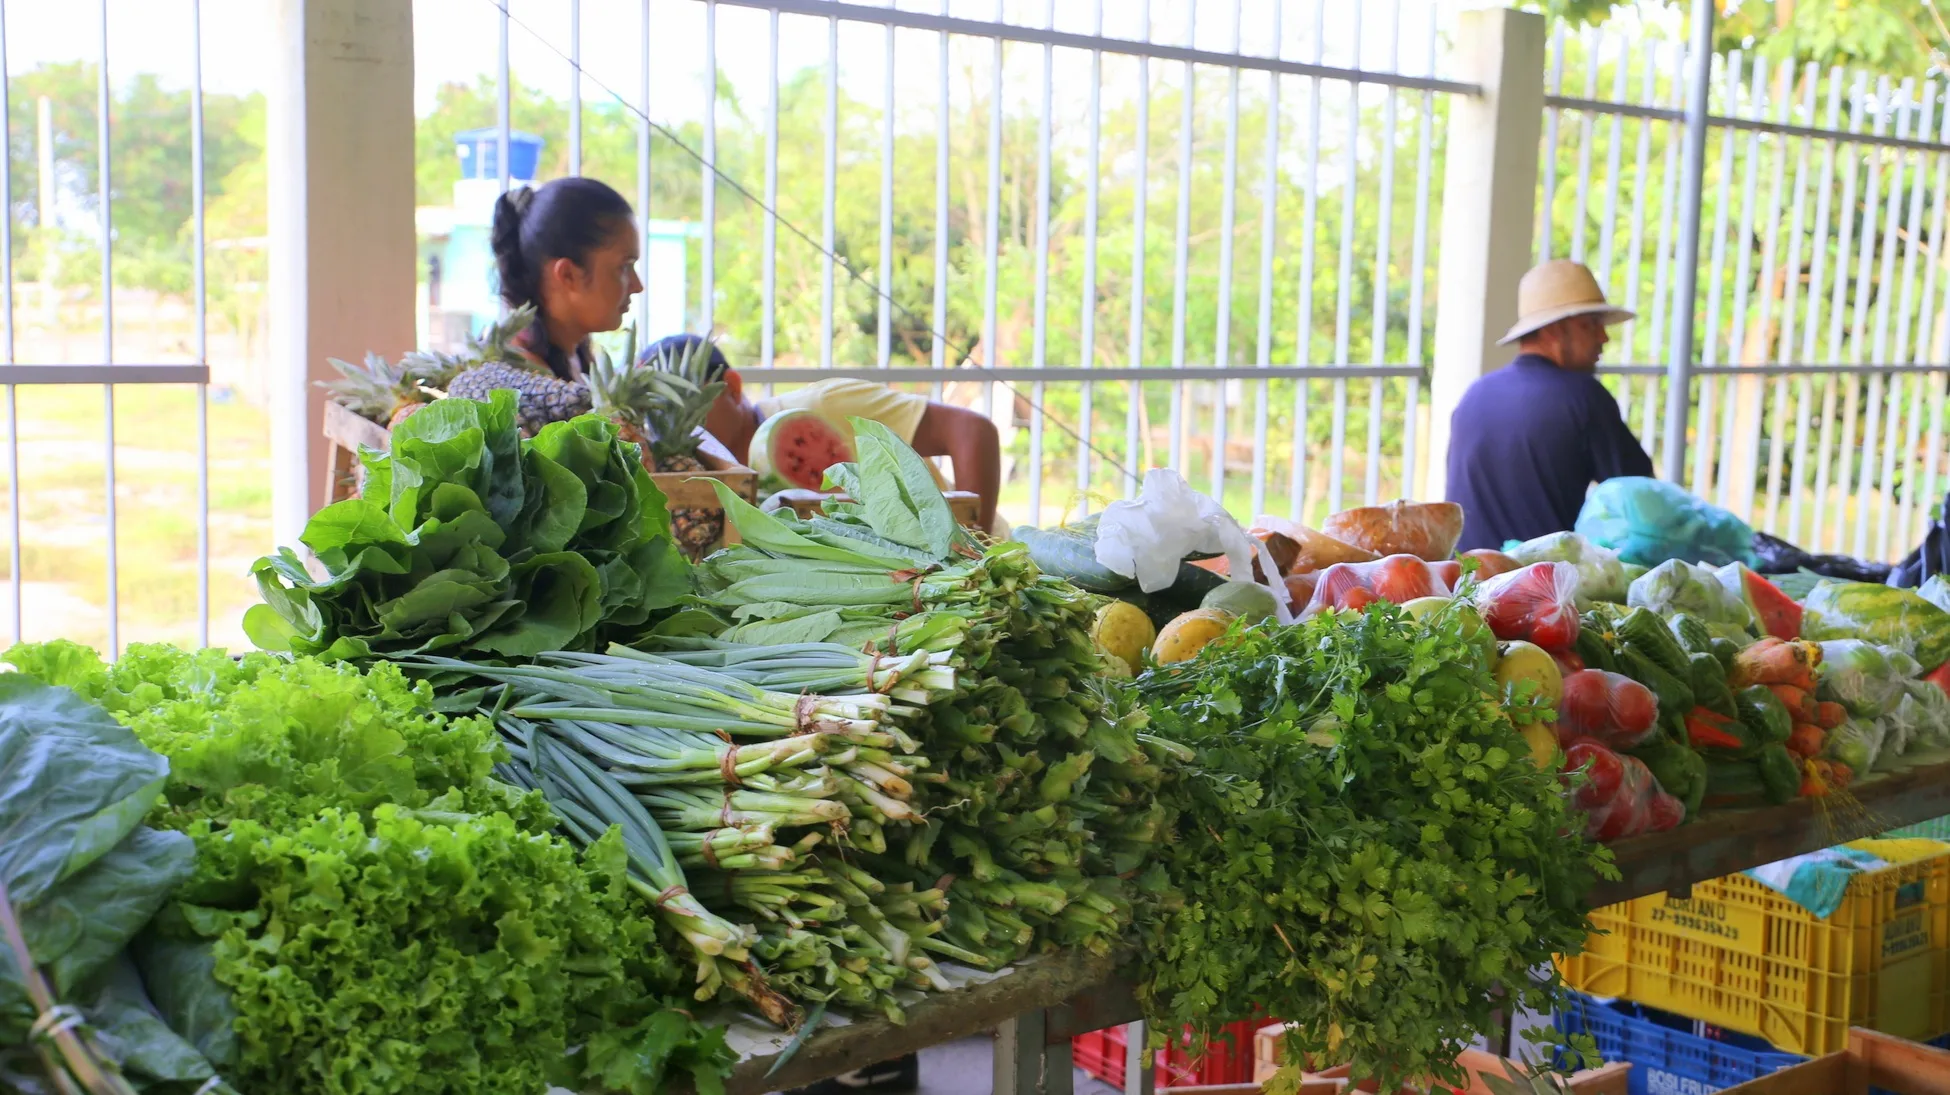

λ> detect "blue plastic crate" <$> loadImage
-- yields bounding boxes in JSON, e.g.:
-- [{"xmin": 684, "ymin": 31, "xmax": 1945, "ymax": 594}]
[{"xmin": 1555, "ymin": 993, "xmax": 1801, "ymax": 1095}]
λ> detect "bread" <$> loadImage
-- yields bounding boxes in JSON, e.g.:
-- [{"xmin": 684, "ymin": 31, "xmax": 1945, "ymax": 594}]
[{"xmin": 1319, "ymin": 500, "xmax": 1464, "ymax": 561}]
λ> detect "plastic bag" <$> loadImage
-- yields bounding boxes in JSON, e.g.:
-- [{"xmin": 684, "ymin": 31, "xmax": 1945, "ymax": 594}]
[
  {"xmin": 1919, "ymin": 574, "xmax": 1950, "ymax": 615},
  {"xmin": 1557, "ymin": 669, "xmax": 1661, "ymax": 750},
  {"xmin": 1320, "ymin": 500, "xmax": 1464, "ymax": 561},
  {"xmin": 1505, "ymin": 532, "xmax": 1629, "ymax": 606},
  {"xmin": 1575, "ymin": 476, "xmax": 1760, "ymax": 569},
  {"xmin": 1563, "ymin": 737, "xmax": 1685, "ymax": 842},
  {"xmin": 1900, "ymin": 680, "xmax": 1950, "ymax": 753},
  {"xmin": 1627, "ymin": 559, "xmax": 1756, "ymax": 630},
  {"xmin": 1815, "ymin": 640, "xmax": 1920, "ymax": 719},
  {"xmin": 1823, "ymin": 718, "xmax": 1887, "ymax": 775},
  {"xmin": 1801, "ymin": 580, "xmax": 1950, "ymax": 669},
  {"xmin": 1750, "ymin": 530, "xmax": 1891, "ymax": 584},
  {"xmin": 1302, "ymin": 554, "xmax": 1456, "ymax": 616},
  {"xmin": 1473, "ymin": 562, "xmax": 1582, "ymax": 651},
  {"xmin": 1096, "ymin": 470, "xmax": 1292, "ymax": 620}
]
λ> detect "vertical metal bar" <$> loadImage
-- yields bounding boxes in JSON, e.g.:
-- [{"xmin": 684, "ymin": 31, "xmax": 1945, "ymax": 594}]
[
  {"xmin": 762, "ymin": 8, "xmax": 779, "ymax": 367},
  {"xmin": 1879, "ymin": 81, "xmax": 1928, "ymax": 559},
  {"xmin": 1363, "ymin": 0, "xmax": 1398, "ymax": 507},
  {"xmin": 1402, "ymin": 13, "xmax": 1434, "ymax": 501},
  {"xmin": 1862, "ymin": 80, "xmax": 1911, "ymax": 557},
  {"xmin": 992, "ymin": 1011, "xmax": 1044, "ymax": 1095},
  {"xmin": 1663, "ymin": 2, "xmax": 1715, "ymax": 489},
  {"xmin": 1834, "ymin": 72, "xmax": 1877, "ymax": 554},
  {"xmin": 1850, "ymin": 77, "xmax": 1896, "ymax": 559},
  {"xmin": 1329, "ymin": 4, "xmax": 1362, "ymax": 514},
  {"xmin": 1644, "ymin": 41, "xmax": 1684, "ymax": 465},
  {"xmin": 1817, "ymin": 73, "xmax": 1868, "ymax": 552},
  {"xmin": 0, "ymin": 0, "xmax": 17, "ymax": 644},
  {"xmin": 98, "ymin": 0, "xmax": 118, "ymax": 656},
  {"xmin": 1619, "ymin": 41, "xmax": 1656, "ymax": 408},
  {"xmin": 1773, "ymin": 66, "xmax": 1818, "ymax": 536},
  {"xmin": 1800, "ymin": 68, "xmax": 1845, "ymax": 544},
  {"xmin": 1906, "ymin": 98, "xmax": 1950, "ymax": 546},
  {"xmin": 1123, "ymin": 1021, "xmax": 1153, "ymax": 1095},
  {"xmin": 1079, "ymin": 0, "xmax": 1104, "ymax": 514},
  {"xmin": 1290, "ymin": 0, "xmax": 1325, "ymax": 520},
  {"xmin": 1212, "ymin": 0, "xmax": 1244, "ymax": 503},
  {"xmin": 1717, "ymin": 55, "xmax": 1764, "ymax": 514},
  {"xmin": 1250, "ymin": 0, "xmax": 1281, "ymax": 518},
  {"xmin": 1923, "ymin": 256, "xmax": 1950, "ymax": 546},
  {"xmin": 1570, "ymin": 31, "xmax": 1597, "ymax": 264},
  {"xmin": 570, "ymin": 0, "xmax": 582, "ymax": 173},
  {"xmin": 1596, "ymin": 34, "xmax": 1626, "ymax": 373},
  {"xmin": 877, "ymin": 14, "xmax": 895, "ymax": 370},
  {"xmin": 982, "ymin": 0, "xmax": 1003, "ymax": 414},
  {"xmin": 637, "ymin": 0, "xmax": 652, "ymax": 336},
  {"xmin": 192, "ymin": 0, "xmax": 208, "ymax": 647},
  {"xmin": 701, "ymin": 0, "xmax": 717, "ymax": 332},
  {"xmin": 1538, "ymin": 26, "xmax": 1564, "ymax": 263},
  {"xmin": 497, "ymin": 0, "xmax": 511, "ymax": 194},
  {"xmin": 931, "ymin": 0, "xmax": 949, "ymax": 390},
  {"xmin": 822, "ymin": 13, "xmax": 839, "ymax": 368},
  {"xmin": 1168, "ymin": 1, "xmax": 1196, "ymax": 478},
  {"xmin": 1127, "ymin": 0, "xmax": 1150, "ymax": 494},
  {"xmin": 1028, "ymin": 0, "xmax": 1054, "ymax": 524},
  {"xmin": 1693, "ymin": 52, "xmax": 1739, "ymax": 499}
]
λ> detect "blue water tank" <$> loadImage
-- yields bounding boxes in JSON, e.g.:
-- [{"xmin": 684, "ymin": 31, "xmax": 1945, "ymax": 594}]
[{"xmin": 455, "ymin": 128, "xmax": 545, "ymax": 183}]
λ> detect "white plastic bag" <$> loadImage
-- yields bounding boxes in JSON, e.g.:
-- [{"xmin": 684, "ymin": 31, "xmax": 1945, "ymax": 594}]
[{"xmin": 1095, "ymin": 469, "xmax": 1292, "ymax": 622}]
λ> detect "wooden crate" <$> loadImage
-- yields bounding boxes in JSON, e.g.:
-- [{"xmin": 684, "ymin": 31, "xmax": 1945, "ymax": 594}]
[
  {"xmin": 321, "ymin": 403, "xmax": 755, "ymax": 554},
  {"xmin": 1718, "ymin": 1028, "xmax": 1950, "ymax": 1095},
  {"xmin": 771, "ymin": 488, "xmax": 983, "ymax": 530}
]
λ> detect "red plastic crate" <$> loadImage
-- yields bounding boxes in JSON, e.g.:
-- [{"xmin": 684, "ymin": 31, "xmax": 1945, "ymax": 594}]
[{"xmin": 1072, "ymin": 1020, "xmax": 1263, "ymax": 1090}]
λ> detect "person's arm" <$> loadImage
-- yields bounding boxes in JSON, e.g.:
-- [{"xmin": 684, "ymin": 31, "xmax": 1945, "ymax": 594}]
[
  {"xmin": 910, "ymin": 402, "xmax": 1001, "ymax": 531},
  {"xmin": 1589, "ymin": 385, "xmax": 1655, "ymax": 481}
]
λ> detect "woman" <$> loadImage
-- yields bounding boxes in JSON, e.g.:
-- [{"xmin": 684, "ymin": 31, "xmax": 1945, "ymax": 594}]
[{"xmin": 445, "ymin": 176, "xmax": 644, "ymax": 434}]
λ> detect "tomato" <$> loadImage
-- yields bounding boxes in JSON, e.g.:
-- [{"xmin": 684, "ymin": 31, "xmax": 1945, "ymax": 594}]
[
  {"xmin": 1644, "ymin": 791, "xmax": 1686, "ymax": 832},
  {"xmin": 1314, "ymin": 564, "xmax": 1365, "ymax": 606},
  {"xmin": 1590, "ymin": 796, "xmax": 1645, "ymax": 842},
  {"xmin": 1339, "ymin": 586, "xmax": 1380, "ymax": 611},
  {"xmin": 1562, "ymin": 738, "xmax": 1623, "ymax": 806},
  {"xmin": 1479, "ymin": 564, "xmax": 1580, "ymax": 651},
  {"xmin": 1460, "ymin": 549, "xmax": 1521, "ymax": 580},
  {"xmin": 1552, "ymin": 650, "xmax": 1586, "ymax": 678},
  {"xmin": 1430, "ymin": 559, "xmax": 1463, "ymax": 590},
  {"xmin": 1370, "ymin": 554, "xmax": 1435, "ymax": 604},
  {"xmin": 1559, "ymin": 670, "xmax": 1611, "ymax": 733},
  {"xmin": 1609, "ymin": 677, "xmax": 1657, "ymax": 735}
]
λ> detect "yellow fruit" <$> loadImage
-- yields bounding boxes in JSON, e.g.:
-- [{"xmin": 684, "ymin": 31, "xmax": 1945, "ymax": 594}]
[
  {"xmin": 1401, "ymin": 596, "xmax": 1496, "ymax": 667},
  {"xmin": 1494, "ymin": 640, "xmax": 1563, "ymax": 707},
  {"xmin": 1520, "ymin": 723, "xmax": 1558, "ymax": 768},
  {"xmin": 1153, "ymin": 608, "xmax": 1236, "ymax": 664},
  {"xmin": 1091, "ymin": 601, "xmax": 1158, "ymax": 668}
]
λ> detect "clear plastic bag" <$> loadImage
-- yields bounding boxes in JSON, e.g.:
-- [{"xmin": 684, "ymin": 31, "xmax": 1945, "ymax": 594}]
[
  {"xmin": 1505, "ymin": 532, "xmax": 1629, "ymax": 606},
  {"xmin": 1557, "ymin": 669, "xmax": 1661, "ymax": 751},
  {"xmin": 1574, "ymin": 475, "xmax": 1759, "ymax": 569},
  {"xmin": 1900, "ymin": 680, "xmax": 1950, "ymax": 753},
  {"xmin": 1472, "ymin": 562, "xmax": 1582, "ymax": 651},
  {"xmin": 1563, "ymin": 737, "xmax": 1684, "ymax": 842},
  {"xmin": 1627, "ymin": 559, "xmax": 1755, "ymax": 630},
  {"xmin": 1320, "ymin": 500, "xmax": 1464, "ymax": 561},
  {"xmin": 1815, "ymin": 639, "xmax": 1921, "ymax": 719},
  {"xmin": 1801, "ymin": 580, "xmax": 1950, "ymax": 669},
  {"xmin": 1823, "ymin": 717, "xmax": 1887, "ymax": 776},
  {"xmin": 1302, "ymin": 553, "xmax": 1457, "ymax": 616}
]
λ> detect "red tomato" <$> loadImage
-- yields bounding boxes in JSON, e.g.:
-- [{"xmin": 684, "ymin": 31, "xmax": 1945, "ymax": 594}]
[
  {"xmin": 1431, "ymin": 560, "xmax": 1463, "ymax": 590},
  {"xmin": 1559, "ymin": 670, "xmax": 1611, "ymax": 732},
  {"xmin": 1590, "ymin": 797, "xmax": 1644, "ymax": 842},
  {"xmin": 1553, "ymin": 650, "xmax": 1587, "ymax": 678},
  {"xmin": 1339, "ymin": 586, "xmax": 1380, "ymax": 611},
  {"xmin": 1610, "ymin": 678, "xmax": 1658, "ymax": 735},
  {"xmin": 1460, "ymin": 549, "xmax": 1521, "ymax": 580},
  {"xmin": 1479, "ymin": 563, "xmax": 1581, "ymax": 650},
  {"xmin": 1644, "ymin": 791, "xmax": 1686, "ymax": 833},
  {"xmin": 1370, "ymin": 554, "xmax": 1435, "ymax": 604},
  {"xmin": 1564, "ymin": 738, "xmax": 1624, "ymax": 806},
  {"xmin": 1529, "ymin": 606, "xmax": 1581, "ymax": 652},
  {"xmin": 1314, "ymin": 564, "xmax": 1365, "ymax": 609}
]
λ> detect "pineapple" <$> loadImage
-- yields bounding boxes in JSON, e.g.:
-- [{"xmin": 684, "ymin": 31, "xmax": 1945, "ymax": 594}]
[
  {"xmin": 401, "ymin": 305, "xmax": 537, "ymax": 391},
  {"xmin": 320, "ymin": 351, "xmax": 430, "ymax": 429},
  {"xmin": 589, "ymin": 333, "xmax": 730, "ymax": 555},
  {"xmin": 445, "ymin": 360, "xmax": 593, "ymax": 436}
]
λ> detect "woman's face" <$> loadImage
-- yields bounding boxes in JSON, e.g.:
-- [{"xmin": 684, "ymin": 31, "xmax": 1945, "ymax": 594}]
[{"xmin": 544, "ymin": 220, "xmax": 643, "ymax": 337}]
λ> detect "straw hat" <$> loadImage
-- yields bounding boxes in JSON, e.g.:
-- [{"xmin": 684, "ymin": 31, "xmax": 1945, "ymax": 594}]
[{"xmin": 1497, "ymin": 259, "xmax": 1636, "ymax": 345}]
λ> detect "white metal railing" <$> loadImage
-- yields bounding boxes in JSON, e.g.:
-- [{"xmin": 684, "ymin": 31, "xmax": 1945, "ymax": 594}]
[
  {"xmin": 487, "ymin": 0, "xmax": 1464, "ymax": 529},
  {"xmin": 1539, "ymin": 24, "xmax": 1950, "ymax": 562}
]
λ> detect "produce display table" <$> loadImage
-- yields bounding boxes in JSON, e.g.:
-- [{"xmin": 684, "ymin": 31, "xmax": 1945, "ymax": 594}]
[{"xmin": 719, "ymin": 769, "xmax": 1950, "ymax": 1095}]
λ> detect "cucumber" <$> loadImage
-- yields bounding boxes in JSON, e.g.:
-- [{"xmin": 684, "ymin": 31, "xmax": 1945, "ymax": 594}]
[
  {"xmin": 1755, "ymin": 743, "xmax": 1802, "ymax": 804},
  {"xmin": 1574, "ymin": 629, "xmax": 1617, "ymax": 674},
  {"xmin": 1703, "ymin": 758, "xmax": 1768, "ymax": 807},
  {"xmin": 1620, "ymin": 642, "xmax": 1696, "ymax": 724},
  {"xmin": 1689, "ymin": 653, "xmax": 1737, "ymax": 719},
  {"xmin": 1669, "ymin": 613, "xmax": 1716, "ymax": 658},
  {"xmin": 1632, "ymin": 739, "xmax": 1707, "ymax": 818},
  {"xmin": 1014, "ymin": 525, "xmax": 1132, "ymax": 593},
  {"xmin": 1709, "ymin": 637, "xmax": 1740, "ymax": 672},
  {"xmin": 1620, "ymin": 607, "xmax": 1691, "ymax": 679}
]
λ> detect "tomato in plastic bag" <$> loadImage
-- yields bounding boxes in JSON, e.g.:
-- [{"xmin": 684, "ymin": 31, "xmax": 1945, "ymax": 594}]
[
  {"xmin": 1557, "ymin": 669, "xmax": 1660, "ymax": 750},
  {"xmin": 1302, "ymin": 554, "xmax": 1457, "ymax": 616},
  {"xmin": 1562, "ymin": 736, "xmax": 1681, "ymax": 841},
  {"xmin": 1474, "ymin": 562, "xmax": 1582, "ymax": 651}
]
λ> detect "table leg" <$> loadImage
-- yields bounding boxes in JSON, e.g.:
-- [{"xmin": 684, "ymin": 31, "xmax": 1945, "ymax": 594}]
[
  {"xmin": 995, "ymin": 1011, "xmax": 1047, "ymax": 1095},
  {"xmin": 1123, "ymin": 1021, "xmax": 1154, "ymax": 1095}
]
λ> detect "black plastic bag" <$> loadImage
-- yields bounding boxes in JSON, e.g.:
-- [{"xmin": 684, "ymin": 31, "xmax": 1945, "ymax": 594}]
[{"xmin": 1751, "ymin": 530, "xmax": 1891, "ymax": 585}]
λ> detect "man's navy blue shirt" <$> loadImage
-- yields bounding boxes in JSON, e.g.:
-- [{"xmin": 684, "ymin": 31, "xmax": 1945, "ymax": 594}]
[{"xmin": 1445, "ymin": 353, "xmax": 1653, "ymax": 552}]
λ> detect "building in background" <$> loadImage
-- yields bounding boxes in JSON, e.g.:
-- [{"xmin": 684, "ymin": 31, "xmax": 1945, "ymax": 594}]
[{"xmin": 415, "ymin": 126, "xmax": 694, "ymax": 352}]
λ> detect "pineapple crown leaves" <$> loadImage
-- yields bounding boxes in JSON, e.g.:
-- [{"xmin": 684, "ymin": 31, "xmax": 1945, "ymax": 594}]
[
  {"xmin": 631, "ymin": 331, "xmax": 728, "ymax": 460},
  {"xmin": 399, "ymin": 304, "xmax": 543, "ymax": 389},
  {"xmin": 318, "ymin": 351, "xmax": 420, "ymax": 419}
]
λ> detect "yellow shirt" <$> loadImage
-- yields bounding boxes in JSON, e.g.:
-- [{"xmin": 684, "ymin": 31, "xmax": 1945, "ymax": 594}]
[{"xmin": 754, "ymin": 378, "xmax": 948, "ymax": 488}]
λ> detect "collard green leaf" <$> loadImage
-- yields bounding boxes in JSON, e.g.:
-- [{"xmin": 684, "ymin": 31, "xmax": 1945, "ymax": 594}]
[
  {"xmin": 132, "ymin": 932, "xmax": 239, "ymax": 1068},
  {"xmin": 75, "ymin": 953, "xmax": 223, "ymax": 1084},
  {"xmin": 851, "ymin": 417, "xmax": 957, "ymax": 557},
  {"xmin": 472, "ymin": 552, "xmax": 604, "ymax": 656}
]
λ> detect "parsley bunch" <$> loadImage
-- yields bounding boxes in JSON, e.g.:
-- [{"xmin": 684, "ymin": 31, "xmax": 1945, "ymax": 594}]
[{"xmin": 1133, "ymin": 604, "xmax": 1613, "ymax": 1089}]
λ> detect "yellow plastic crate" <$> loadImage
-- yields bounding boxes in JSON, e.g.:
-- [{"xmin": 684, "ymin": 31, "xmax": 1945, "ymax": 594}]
[{"xmin": 1558, "ymin": 848, "xmax": 1950, "ymax": 1056}]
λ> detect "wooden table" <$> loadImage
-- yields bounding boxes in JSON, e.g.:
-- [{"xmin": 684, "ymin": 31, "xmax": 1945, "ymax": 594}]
[{"xmin": 712, "ymin": 762, "xmax": 1950, "ymax": 1095}]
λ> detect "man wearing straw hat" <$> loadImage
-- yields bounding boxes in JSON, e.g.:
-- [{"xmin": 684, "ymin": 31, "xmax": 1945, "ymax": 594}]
[{"xmin": 1446, "ymin": 259, "xmax": 1654, "ymax": 552}]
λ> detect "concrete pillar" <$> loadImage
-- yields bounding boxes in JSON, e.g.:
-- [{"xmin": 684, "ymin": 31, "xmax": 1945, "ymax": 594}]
[
  {"xmin": 1425, "ymin": 8, "xmax": 1547, "ymax": 503},
  {"xmin": 269, "ymin": 0, "xmax": 417, "ymax": 545}
]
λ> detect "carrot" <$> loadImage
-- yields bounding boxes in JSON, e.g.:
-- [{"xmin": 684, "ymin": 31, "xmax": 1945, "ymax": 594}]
[
  {"xmin": 1786, "ymin": 722, "xmax": 1825, "ymax": 759},
  {"xmin": 1814, "ymin": 700, "xmax": 1847, "ymax": 731},
  {"xmin": 1731, "ymin": 637, "xmax": 1819, "ymax": 689}
]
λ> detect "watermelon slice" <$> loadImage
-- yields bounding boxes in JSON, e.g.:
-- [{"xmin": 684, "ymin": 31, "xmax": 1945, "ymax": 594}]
[
  {"xmin": 751, "ymin": 409, "xmax": 856, "ymax": 491},
  {"xmin": 1716, "ymin": 563, "xmax": 1802, "ymax": 640}
]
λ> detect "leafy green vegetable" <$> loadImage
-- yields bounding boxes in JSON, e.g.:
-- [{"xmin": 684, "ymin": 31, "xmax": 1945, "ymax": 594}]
[
  {"xmin": 1133, "ymin": 607, "xmax": 1611, "ymax": 1090},
  {"xmin": 244, "ymin": 392, "xmax": 689, "ymax": 660}
]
